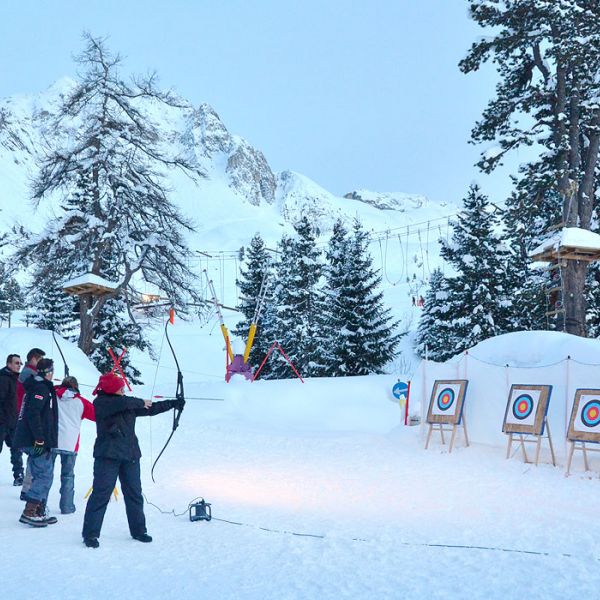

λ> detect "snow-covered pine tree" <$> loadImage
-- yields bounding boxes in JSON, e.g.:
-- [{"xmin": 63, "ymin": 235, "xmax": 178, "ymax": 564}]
[
  {"xmin": 415, "ymin": 269, "xmax": 456, "ymax": 361},
  {"xmin": 319, "ymin": 219, "xmax": 351, "ymax": 376},
  {"xmin": 461, "ymin": 1, "xmax": 600, "ymax": 336},
  {"xmin": 232, "ymin": 233, "xmax": 273, "ymax": 370},
  {"xmin": 0, "ymin": 262, "xmax": 24, "ymax": 327},
  {"xmin": 586, "ymin": 263, "xmax": 600, "ymax": 338},
  {"xmin": 14, "ymin": 34, "xmax": 201, "ymax": 355},
  {"xmin": 502, "ymin": 171, "xmax": 562, "ymax": 331},
  {"xmin": 25, "ymin": 260, "xmax": 77, "ymax": 335},
  {"xmin": 586, "ymin": 202, "xmax": 600, "ymax": 338},
  {"xmin": 269, "ymin": 217, "xmax": 327, "ymax": 378},
  {"xmin": 327, "ymin": 220, "xmax": 401, "ymax": 375},
  {"xmin": 439, "ymin": 184, "xmax": 510, "ymax": 354},
  {"xmin": 90, "ymin": 296, "xmax": 147, "ymax": 384}
]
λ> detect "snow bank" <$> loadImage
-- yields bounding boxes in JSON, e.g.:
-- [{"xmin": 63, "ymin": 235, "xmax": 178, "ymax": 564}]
[
  {"xmin": 142, "ymin": 374, "xmax": 403, "ymax": 435},
  {"xmin": 449, "ymin": 330, "xmax": 600, "ymax": 367},
  {"xmin": 0, "ymin": 327, "xmax": 100, "ymax": 387},
  {"xmin": 411, "ymin": 331, "xmax": 600, "ymax": 455}
]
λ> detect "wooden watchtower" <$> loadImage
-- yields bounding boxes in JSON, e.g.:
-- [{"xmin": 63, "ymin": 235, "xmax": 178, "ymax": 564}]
[{"xmin": 530, "ymin": 228, "xmax": 600, "ymax": 328}]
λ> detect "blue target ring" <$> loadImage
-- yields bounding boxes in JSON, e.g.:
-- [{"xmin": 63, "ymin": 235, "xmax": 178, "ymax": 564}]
[
  {"xmin": 581, "ymin": 400, "xmax": 600, "ymax": 428},
  {"xmin": 512, "ymin": 394, "xmax": 534, "ymax": 420},
  {"xmin": 437, "ymin": 388, "xmax": 455, "ymax": 412}
]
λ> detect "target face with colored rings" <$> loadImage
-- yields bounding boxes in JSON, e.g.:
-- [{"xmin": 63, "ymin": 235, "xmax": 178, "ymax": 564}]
[
  {"xmin": 512, "ymin": 394, "xmax": 534, "ymax": 420},
  {"xmin": 581, "ymin": 400, "xmax": 600, "ymax": 428},
  {"xmin": 437, "ymin": 388, "xmax": 455, "ymax": 412}
]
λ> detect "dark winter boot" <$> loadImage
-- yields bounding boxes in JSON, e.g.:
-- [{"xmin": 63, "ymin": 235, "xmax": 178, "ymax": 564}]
[
  {"xmin": 83, "ymin": 537, "xmax": 100, "ymax": 549},
  {"xmin": 19, "ymin": 501, "xmax": 48, "ymax": 528},
  {"xmin": 13, "ymin": 473, "xmax": 24, "ymax": 486},
  {"xmin": 132, "ymin": 533, "xmax": 153, "ymax": 543},
  {"xmin": 37, "ymin": 501, "xmax": 58, "ymax": 525},
  {"xmin": 20, "ymin": 491, "xmax": 27, "ymax": 501}
]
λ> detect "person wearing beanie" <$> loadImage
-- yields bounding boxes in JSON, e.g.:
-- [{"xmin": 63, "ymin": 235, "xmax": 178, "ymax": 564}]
[
  {"xmin": 13, "ymin": 358, "xmax": 58, "ymax": 527},
  {"xmin": 81, "ymin": 372, "xmax": 185, "ymax": 548},
  {"xmin": 16, "ymin": 348, "xmax": 46, "ymax": 495},
  {"xmin": 51, "ymin": 376, "xmax": 95, "ymax": 514}
]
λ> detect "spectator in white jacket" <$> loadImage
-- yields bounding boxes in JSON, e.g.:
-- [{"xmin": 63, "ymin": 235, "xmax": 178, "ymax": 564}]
[{"xmin": 52, "ymin": 376, "xmax": 95, "ymax": 514}]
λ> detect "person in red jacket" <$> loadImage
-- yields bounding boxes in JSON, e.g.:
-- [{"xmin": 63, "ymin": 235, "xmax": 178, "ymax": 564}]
[{"xmin": 52, "ymin": 376, "xmax": 95, "ymax": 514}]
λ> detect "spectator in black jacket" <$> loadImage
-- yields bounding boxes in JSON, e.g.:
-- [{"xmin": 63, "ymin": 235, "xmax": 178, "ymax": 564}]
[
  {"xmin": 82, "ymin": 372, "xmax": 184, "ymax": 548},
  {"xmin": 0, "ymin": 354, "xmax": 24, "ymax": 485},
  {"xmin": 13, "ymin": 358, "xmax": 58, "ymax": 528}
]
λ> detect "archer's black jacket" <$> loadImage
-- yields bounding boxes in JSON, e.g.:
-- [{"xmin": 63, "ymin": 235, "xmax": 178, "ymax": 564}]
[
  {"xmin": 13, "ymin": 375, "xmax": 58, "ymax": 451},
  {"xmin": 0, "ymin": 366, "xmax": 18, "ymax": 429},
  {"xmin": 93, "ymin": 393, "xmax": 176, "ymax": 461}
]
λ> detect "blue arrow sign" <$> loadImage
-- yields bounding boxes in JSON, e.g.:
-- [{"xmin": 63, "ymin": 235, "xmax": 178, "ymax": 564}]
[{"xmin": 393, "ymin": 381, "xmax": 409, "ymax": 400}]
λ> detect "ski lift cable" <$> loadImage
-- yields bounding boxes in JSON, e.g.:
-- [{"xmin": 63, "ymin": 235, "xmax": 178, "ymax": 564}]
[
  {"xmin": 380, "ymin": 232, "xmax": 403, "ymax": 286},
  {"xmin": 417, "ymin": 229, "xmax": 426, "ymax": 281},
  {"xmin": 425, "ymin": 221, "xmax": 431, "ymax": 275},
  {"xmin": 397, "ymin": 234, "xmax": 405, "ymax": 281}
]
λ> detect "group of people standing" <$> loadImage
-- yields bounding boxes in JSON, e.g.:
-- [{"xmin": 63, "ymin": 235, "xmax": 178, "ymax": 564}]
[{"xmin": 0, "ymin": 346, "xmax": 184, "ymax": 548}]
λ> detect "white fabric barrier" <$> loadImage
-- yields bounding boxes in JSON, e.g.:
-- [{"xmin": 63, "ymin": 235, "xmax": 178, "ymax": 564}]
[{"xmin": 411, "ymin": 353, "xmax": 600, "ymax": 458}]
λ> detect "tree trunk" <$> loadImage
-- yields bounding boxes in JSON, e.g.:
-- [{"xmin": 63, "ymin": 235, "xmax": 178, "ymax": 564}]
[
  {"xmin": 562, "ymin": 260, "xmax": 587, "ymax": 337},
  {"xmin": 78, "ymin": 293, "xmax": 95, "ymax": 355}
]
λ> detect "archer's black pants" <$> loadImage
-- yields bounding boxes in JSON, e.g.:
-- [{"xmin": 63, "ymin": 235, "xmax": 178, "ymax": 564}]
[{"xmin": 82, "ymin": 457, "xmax": 146, "ymax": 539}]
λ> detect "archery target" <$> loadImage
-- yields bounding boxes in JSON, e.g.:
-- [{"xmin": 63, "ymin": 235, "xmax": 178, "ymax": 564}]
[
  {"xmin": 569, "ymin": 391, "xmax": 600, "ymax": 442},
  {"xmin": 503, "ymin": 385, "xmax": 551, "ymax": 435},
  {"xmin": 512, "ymin": 394, "xmax": 534, "ymax": 421},
  {"xmin": 437, "ymin": 388, "xmax": 455, "ymax": 412},
  {"xmin": 427, "ymin": 380, "xmax": 468, "ymax": 424}
]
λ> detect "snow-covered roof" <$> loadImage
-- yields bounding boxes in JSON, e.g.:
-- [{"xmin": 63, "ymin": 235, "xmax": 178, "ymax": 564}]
[
  {"xmin": 529, "ymin": 227, "xmax": 600, "ymax": 261},
  {"xmin": 63, "ymin": 273, "xmax": 119, "ymax": 296},
  {"xmin": 63, "ymin": 273, "xmax": 119, "ymax": 289}
]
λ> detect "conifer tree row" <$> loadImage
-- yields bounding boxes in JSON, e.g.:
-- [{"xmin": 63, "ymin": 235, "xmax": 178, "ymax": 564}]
[{"xmin": 236, "ymin": 218, "xmax": 402, "ymax": 378}]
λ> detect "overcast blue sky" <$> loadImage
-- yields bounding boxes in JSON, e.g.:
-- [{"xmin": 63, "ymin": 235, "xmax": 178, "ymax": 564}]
[{"xmin": 1, "ymin": 0, "xmax": 524, "ymax": 204}]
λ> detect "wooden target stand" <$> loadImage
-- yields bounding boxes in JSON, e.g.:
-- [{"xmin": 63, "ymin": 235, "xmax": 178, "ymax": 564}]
[
  {"xmin": 565, "ymin": 441, "xmax": 600, "ymax": 476},
  {"xmin": 424, "ymin": 415, "xmax": 470, "ymax": 453},
  {"xmin": 505, "ymin": 418, "xmax": 556, "ymax": 466}
]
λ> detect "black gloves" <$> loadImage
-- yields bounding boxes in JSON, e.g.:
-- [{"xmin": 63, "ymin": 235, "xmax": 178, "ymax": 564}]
[
  {"xmin": 32, "ymin": 440, "xmax": 46, "ymax": 456},
  {"xmin": 172, "ymin": 399, "xmax": 185, "ymax": 411}
]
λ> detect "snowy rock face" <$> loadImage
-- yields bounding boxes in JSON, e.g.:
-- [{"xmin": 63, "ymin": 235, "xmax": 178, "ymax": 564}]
[
  {"xmin": 344, "ymin": 190, "xmax": 430, "ymax": 212},
  {"xmin": 276, "ymin": 170, "xmax": 346, "ymax": 230},
  {"xmin": 226, "ymin": 138, "xmax": 276, "ymax": 206},
  {"xmin": 180, "ymin": 103, "xmax": 276, "ymax": 206},
  {"xmin": 0, "ymin": 82, "xmax": 278, "ymax": 209}
]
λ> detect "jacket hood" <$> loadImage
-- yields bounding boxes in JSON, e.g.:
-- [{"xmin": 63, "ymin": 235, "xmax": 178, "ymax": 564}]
[
  {"xmin": 23, "ymin": 374, "xmax": 52, "ymax": 392},
  {"xmin": 56, "ymin": 386, "xmax": 77, "ymax": 401}
]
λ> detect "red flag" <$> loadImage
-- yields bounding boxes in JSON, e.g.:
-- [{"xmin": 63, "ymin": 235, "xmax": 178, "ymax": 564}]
[{"xmin": 169, "ymin": 308, "xmax": 175, "ymax": 325}]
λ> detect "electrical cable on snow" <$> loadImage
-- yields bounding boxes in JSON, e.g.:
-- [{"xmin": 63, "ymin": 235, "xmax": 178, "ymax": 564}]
[{"xmin": 142, "ymin": 496, "xmax": 585, "ymax": 559}]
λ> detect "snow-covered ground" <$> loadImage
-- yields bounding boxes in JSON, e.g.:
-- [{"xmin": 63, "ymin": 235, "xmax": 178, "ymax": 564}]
[{"xmin": 1, "ymin": 327, "xmax": 600, "ymax": 599}]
